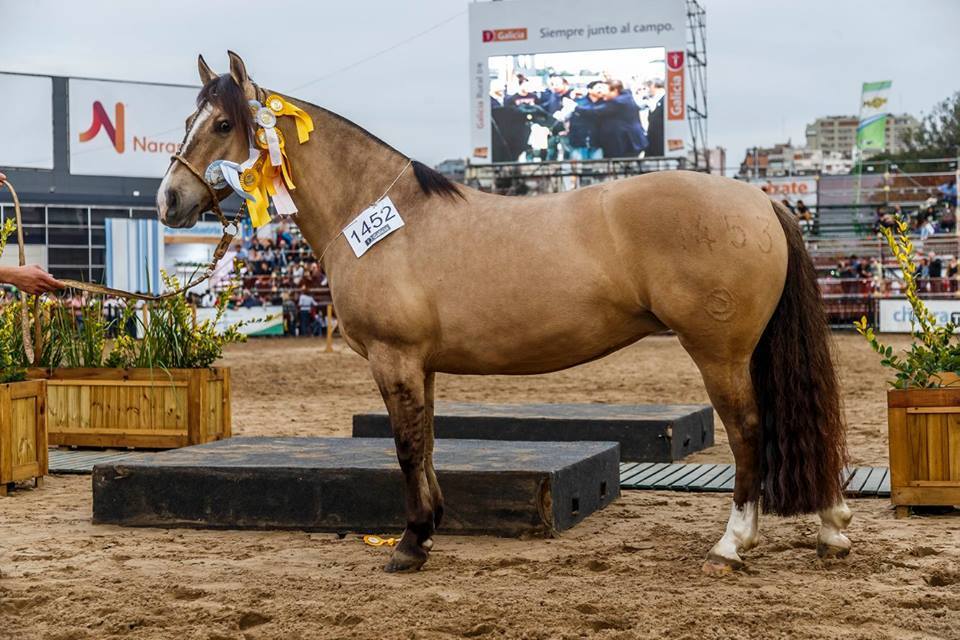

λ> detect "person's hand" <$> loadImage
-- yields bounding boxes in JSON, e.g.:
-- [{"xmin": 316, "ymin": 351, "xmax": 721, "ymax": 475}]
[
  {"xmin": 0, "ymin": 172, "xmax": 6, "ymax": 187},
  {"xmin": 6, "ymin": 265, "xmax": 65, "ymax": 294}
]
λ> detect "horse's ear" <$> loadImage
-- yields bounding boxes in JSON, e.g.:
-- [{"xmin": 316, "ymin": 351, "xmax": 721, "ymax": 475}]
[
  {"xmin": 227, "ymin": 50, "xmax": 255, "ymax": 98},
  {"xmin": 197, "ymin": 54, "xmax": 217, "ymax": 85}
]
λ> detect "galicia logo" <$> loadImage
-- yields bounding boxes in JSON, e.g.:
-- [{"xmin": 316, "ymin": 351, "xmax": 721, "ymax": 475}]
[{"xmin": 79, "ymin": 101, "xmax": 125, "ymax": 153}]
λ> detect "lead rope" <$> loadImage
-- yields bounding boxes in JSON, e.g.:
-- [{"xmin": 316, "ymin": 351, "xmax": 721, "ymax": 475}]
[
  {"xmin": 315, "ymin": 158, "xmax": 412, "ymax": 266},
  {"xmin": 2, "ymin": 181, "xmax": 38, "ymax": 363},
  {"xmin": 1, "ymin": 177, "xmax": 241, "ymax": 363}
]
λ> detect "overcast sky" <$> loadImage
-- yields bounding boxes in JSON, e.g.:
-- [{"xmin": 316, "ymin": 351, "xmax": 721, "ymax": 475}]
[{"xmin": 1, "ymin": 0, "xmax": 958, "ymax": 170}]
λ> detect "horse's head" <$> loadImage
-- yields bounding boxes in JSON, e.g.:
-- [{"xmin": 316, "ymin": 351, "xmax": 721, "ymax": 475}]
[{"xmin": 157, "ymin": 51, "xmax": 257, "ymax": 228}]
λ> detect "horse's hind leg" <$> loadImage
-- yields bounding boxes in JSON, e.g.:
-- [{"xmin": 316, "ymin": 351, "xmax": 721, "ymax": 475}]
[
  {"xmin": 686, "ymin": 352, "xmax": 763, "ymax": 575},
  {"xmin": 817, "ymin": 501, "xmax": 853, "ymax": 558},
  {"xmin": 369, "ymin": 350, "xmax": 437, "ymax": 573}
]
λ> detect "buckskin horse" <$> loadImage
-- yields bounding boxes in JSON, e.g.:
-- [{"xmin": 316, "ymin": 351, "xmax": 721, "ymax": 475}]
[{"xmin": 157, "ymin": 52, "xmax": 851, "ymax": 574}]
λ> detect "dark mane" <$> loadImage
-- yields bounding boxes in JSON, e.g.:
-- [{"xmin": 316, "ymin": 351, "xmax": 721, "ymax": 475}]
[
  {"xmin": 411, "ymin": 161, "xmax": 464, "ymax": 201},
  {"xmin": 197, "ymin": 74, "xmax": 254, "ymax": 138}
]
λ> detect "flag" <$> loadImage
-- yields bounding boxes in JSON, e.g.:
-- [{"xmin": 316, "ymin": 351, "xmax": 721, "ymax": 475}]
[{"xmin": 856, "ymin": 80, "xmax": 892, "ymax": 152}]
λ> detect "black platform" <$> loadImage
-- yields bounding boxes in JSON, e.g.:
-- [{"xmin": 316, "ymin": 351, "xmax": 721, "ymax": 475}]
[
  {"xmin": 352, "ymin": 403, "xmax": 714, "ymax": 462},
  {"xmin": 92, "ymin": 437, "xmax": 620, "ymax": 537}
]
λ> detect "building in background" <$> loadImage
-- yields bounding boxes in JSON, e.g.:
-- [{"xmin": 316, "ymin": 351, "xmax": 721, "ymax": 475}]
[
  {"xmin": 805, "ymin": 114, "xmax": 919, "ymax": 157},
  {"xmin": 739, "ymin": 142, "xmax": 803, "ymax": 178},
  {"xmin": 688, "ymin": 146, "xmax": 725, "ymax": 175},
  {"xmin": 435, "ymin": 158, "xmax": 466, "ymax": 183}
]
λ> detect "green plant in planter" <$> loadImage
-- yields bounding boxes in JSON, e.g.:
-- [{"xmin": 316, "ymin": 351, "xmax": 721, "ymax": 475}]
[
  {"xmin": 854, "ymin": 219, "xmax": 960, "ymax": 388},
  {"xmin": 11, "ymin": 271, "xmax": 253, "ymax": 371},
  {"xmin": 106, "ymin": 273, "xmax": 249, "ymax": 369}
]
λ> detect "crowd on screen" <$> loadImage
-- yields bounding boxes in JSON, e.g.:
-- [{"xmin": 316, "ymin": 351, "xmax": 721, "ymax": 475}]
[{"xmin": 490, "ymin": 73, "xmax": 664, "ymax": 163}]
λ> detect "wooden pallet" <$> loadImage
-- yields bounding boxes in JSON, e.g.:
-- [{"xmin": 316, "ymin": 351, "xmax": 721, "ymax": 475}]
[
  {"xmin": 48, "ymin": 449, "xmax": 892, "ymax": 498},
  {"xmin": 48, "ymin": 448, "xmax": 138, "ymax": 474},
  {"xmin": 618, "ymin": 462, "xmax": 891, "ymax": 498}
]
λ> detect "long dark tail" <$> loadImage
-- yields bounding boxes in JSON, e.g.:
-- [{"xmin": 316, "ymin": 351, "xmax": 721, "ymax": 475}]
[{"xmin": 750, "ymin": 201, "xmax": 848, "ymax": 516}]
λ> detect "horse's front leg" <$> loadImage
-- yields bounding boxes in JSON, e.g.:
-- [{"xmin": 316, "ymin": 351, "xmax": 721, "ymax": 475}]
[{"xmin": 370, "ymin": 352, "xmax": 436, "ymax": 573}]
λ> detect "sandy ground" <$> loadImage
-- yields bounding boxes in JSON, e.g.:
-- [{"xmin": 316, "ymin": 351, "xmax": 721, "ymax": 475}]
[{"xmin": 2, "ymin": 333, "xmax": 959, "ymax": 639}]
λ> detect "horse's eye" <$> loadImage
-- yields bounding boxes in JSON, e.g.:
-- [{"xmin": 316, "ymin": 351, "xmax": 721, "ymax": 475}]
[{"xmin": 217, "ymin": 120, "xmax": 232, "ymax": 133}]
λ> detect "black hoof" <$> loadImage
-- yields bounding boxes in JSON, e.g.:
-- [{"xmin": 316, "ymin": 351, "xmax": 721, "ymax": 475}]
[
  {"xmin": 817, "ymin": 541, "xmax": 850, "ymax": 559},
  {"xmin": 383, "ymin": 546, "xmax": 428, "ymax": 573}
]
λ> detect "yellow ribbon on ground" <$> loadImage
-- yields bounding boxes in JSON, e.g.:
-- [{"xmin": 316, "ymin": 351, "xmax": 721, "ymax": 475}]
[{"xmin": 363, "ymin": 535, "xmax": 400, "ymax": 547}]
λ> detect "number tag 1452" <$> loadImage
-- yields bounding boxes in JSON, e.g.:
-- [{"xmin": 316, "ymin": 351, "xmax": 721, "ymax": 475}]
[{"xmin": 343, "ymin": 196, "xmax": 405, "ymax": 258}]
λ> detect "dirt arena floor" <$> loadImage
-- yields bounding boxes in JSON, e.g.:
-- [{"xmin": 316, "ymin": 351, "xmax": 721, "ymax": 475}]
[{"xmin": 2, "ymin": 333, "xmax": 959, "ymax": 639}]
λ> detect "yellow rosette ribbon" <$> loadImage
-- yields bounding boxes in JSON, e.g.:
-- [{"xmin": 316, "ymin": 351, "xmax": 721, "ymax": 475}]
[
  {"xmin": 265, "ymin": 94, "xmax": 314, "ymax": 144},
  {"xmin": 221, "ymin": 94, "xmax": 314, "ymax": 228}
]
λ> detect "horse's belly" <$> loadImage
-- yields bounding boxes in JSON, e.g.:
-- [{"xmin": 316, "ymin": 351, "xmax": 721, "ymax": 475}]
[{"xmin": 429, "ymin": 306, "xmax": 665, "ymax": 375}]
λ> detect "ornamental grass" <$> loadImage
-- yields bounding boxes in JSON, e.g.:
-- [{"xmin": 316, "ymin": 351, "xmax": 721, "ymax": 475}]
[
  {"xmin": 0, "ymin": 221, "xmax": 251, "ymax": 381},
  {"xmin": 855, "ymin": 218, "xmax": 960, "ymax": 389}
]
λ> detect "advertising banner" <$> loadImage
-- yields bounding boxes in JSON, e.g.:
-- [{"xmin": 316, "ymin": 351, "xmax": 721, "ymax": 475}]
[
  {"xmin": 469, "ymin": 0, "xmax": 687, "ymax": 163},
  {"xmin": 856, "ymin": 80, "xmax": 892, "ymax": 153},
  {"xmin": 68, "ymin": 78, "xmax": 198, "ymax": 178},
  {"xmin": 195, "ymin": 306, "xmax": 283, "ymax": 336},
  {"xmin": 0, "ymin": 73, "xmax": 54, "ymax": 169},
  {"xmin": 749, "ymin": 176, "xmax": 818, "ymax": 207},
  {"xmin": 879, "ymin": 298, "xmax": 960, "ymax": 333}
]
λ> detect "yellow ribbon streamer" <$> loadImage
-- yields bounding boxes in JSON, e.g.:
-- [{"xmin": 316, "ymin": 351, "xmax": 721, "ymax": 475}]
[
  {"xmin": 242, "ymin": 160, "xmax": 272, "ymax": 228},
  {"xmin": 241, "ymin": 94, "xmax": 314, "ymax": 228},
  {"xmin": 265, "ymin": 94, "xmax": 315, "ymax": 144}
]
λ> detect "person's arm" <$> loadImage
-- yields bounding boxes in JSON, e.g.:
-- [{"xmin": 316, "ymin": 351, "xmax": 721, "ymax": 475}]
[
  {"xmin": 0, "ymin": 173, "xmax": 65, "ymax": 294},
  {"xmin": 0, "ymin": 264, "xmax": 65, "ymax": 294}
]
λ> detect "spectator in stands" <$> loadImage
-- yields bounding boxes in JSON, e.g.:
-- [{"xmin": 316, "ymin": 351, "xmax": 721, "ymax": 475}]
[
  {"xmin": 275, "ymin": 239, "xmax": 289, "ymax": 267},
  {"xmin": 874, "ymin": 205, "xmax": 897, "ymax": 232},
  {"xmin": 942, "ymin": 206, "xmax": 957, "ymax": 233},
  {"xmin": 297, "ymin": 285, "xmax": 317, "ymax": 338},
  {"xmin": 282, "ymin": 292, "xmax": 298, "ymax": 336},
  {"xmin": 780, "ymin": 198, "xmax": 795, "ymax": 215},
  {"xmin": 200, "ymin": 289, "xmax": 216, "ymax": 308},
  {"xmin": 291, "ymin": 261, "xmax": 305, "ymax": 286},
  {"xmin": 276, "ymin": 223, "xmax": 294, "ymax": 247},
  {"xmin": 929, "ymin": 251, "xmax": 943, "ymax": 278},
  {"xmin": 240, "ymin": 289, "xmax": 261, "ymax": 308},
  {"xmin": 948, "ymin": 258, "xmax": 959, "ymax": 293},
  {"xmin": 919, "ymin": 217, "xmax": 936, "ymax": 241}
]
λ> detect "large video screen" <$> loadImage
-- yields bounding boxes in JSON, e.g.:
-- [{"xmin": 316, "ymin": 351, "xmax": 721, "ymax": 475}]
[
  {"xmin": 488, "ymin": 47, "xmax": 665, "ymax": 163},
  {"xmin": 469, "ymin": 0, "xmax": 687, "ymax": 164}
]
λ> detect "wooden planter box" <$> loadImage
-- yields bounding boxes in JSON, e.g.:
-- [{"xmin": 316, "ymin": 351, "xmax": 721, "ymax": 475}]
[
  {"xmin": 0, "ymin": 380, "xmax": 47, "ymax": 495},
  {"xmin": 887, "ymin": 387, "xmax": 960, "ymax": 517},
  {"xmin": 28, "ymin": 368, "xmax": 231, "ymax": 450}
]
